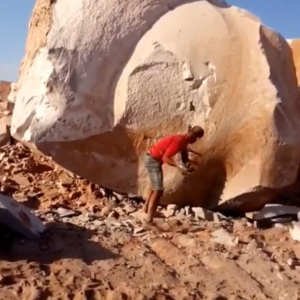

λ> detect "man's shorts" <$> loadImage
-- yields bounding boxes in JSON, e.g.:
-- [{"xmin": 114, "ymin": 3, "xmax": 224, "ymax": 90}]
[{"xmin": 144, "ymin": 153, "xmax": 163, "ymax": 191}]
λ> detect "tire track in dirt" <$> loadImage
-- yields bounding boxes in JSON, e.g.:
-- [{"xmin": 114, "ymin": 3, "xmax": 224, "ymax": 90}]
[
  {"xmin": 88, "ymin": 262, "xmax": 148, "ymax": 300},
  {"xmin": 149, "ymin": 238, "xmax": 222, "ymax": 298},
  {"xmin": 89, "ymin": 238, "xmax": 183, "ymax": 300},
  {"xmin": 200, "ymin": 252, "xmax": 271, "ymax": 300},
  {"xmin": 171, "ymin": 234, "xmax": 271, "ymax": 300},
  {"xmin": 237, "ymin": 252, "xmax": 300, "ymax": 300},
  {"xmin": 120, "ymin": 239, "xmax": 195, "ymax": 299}
]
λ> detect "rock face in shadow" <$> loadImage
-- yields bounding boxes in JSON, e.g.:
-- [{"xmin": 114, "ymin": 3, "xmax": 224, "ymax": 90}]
[
  {"xmin": 11, "ymin": 0, "xmax": 300, "ymax": 212},
  {"xmin": 288, "ymin": 39, "xmax": 300, "ymax": 85}
]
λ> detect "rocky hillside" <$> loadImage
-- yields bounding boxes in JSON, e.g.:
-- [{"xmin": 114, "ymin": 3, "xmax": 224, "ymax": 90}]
[{"xmin": 0, "ymin": 81, "xmax": 11, "ymax": 102}]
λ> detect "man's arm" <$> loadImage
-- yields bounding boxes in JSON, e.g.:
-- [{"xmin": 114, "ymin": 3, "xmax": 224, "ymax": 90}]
[
  {"xmin": 181, "ymin": 148, "xmax": 199, "ymax": 172},
  {"xmin": 180, "ymin": 148, "xmax": 189, "ymax": 165},
  {"xmin": 186, "ymin": 147, "xmax": 202, "ymax": 170},
  {"xmin": 162, "ymin": 142, "xmax": 188, "ymax": 173},
  {"xmin": 162, "ymin": 155, "xmax": 179, "ymax": 168},
  {"xmin": 162, "ymin": 156, "xmax": 190, "ymax": 175}
]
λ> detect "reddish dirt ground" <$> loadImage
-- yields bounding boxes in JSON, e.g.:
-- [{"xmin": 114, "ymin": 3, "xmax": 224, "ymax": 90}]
[{"xmin": 0, "ymin": 143, "xmax": 300, "ymax": 300}]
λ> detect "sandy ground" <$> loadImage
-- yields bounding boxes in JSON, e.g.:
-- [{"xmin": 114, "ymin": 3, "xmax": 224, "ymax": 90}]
[{"xmin": 0, "ymin": 143, "xmax": 300, "ymax": 300}]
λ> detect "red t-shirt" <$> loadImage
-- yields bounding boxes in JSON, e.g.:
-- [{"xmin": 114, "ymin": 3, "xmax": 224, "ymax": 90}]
[{"xmin": 149, "ymin": 134, "xmax": 188, "ymax": 162}]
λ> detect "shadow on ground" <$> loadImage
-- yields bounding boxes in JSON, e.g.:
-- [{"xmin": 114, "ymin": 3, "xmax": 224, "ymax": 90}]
[{"xmin": 0, "ymin": 221, "xmax": 119, "ymax": 265}]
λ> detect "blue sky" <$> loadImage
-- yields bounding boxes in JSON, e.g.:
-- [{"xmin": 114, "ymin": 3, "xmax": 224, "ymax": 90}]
[{"xmin": 0, "ymin": 0, "xmax": 299, "ymax": 81}]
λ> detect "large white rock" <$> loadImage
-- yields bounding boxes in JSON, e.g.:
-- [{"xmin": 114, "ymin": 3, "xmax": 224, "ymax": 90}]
[{"xmin": 11, "ymin": 0, "xmax": 300, "ymax": 212}]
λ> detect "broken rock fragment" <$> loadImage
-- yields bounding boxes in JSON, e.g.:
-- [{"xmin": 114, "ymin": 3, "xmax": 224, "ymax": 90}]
[
  {"xmin": 11, "ymin": 0, "xmax": 300, "ymax": 213},
  {"xmin": 56, "ymin": 207, "xmax": 80, "ymax": 218},
  {"xmin": 251, "ymin": 204, "xmax": 300, "ymax": 221},
  {"xmin": 0, "ymin": 193, "xmax": 45, "ymax": 238},
  {"xmin": 247, "ymin": 204, "xmax": 300, "ymax": 228},
  {"xmin": 161, "ymin": 204, "xmax": 178, "ymax": 218},
  {"xmin": 192, "ymin": 207, "xmax": 224, "ymax": 222},
  {"xmin": 246, "ymin": 239, "xmax": 259, "ymax": 252},
  {"xmin": 289, "ymin": 219, "xmax": 300, "ymax": 242},
  {"xmin": 210, "ymin": 228, "xmax": 239, "ymax": 247}
]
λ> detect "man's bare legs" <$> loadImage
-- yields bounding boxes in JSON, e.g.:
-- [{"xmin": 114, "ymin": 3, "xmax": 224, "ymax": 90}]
[
  {"xmin": 143, "ymin": 153, "xmax": 163, "ymax": 223},
  {"xmin": 143, "ymin": 190, "xmax": 153, "ymax": 213},
  {"xmin": 145, "ymin": 190, "xmax": 163, "ymax": 223}
]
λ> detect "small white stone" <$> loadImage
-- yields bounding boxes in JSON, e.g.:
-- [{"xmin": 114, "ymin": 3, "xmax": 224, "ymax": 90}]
[
  {"xmin": 211, "ymin": 228, "xmax": 239, "ymax": 247},
  {"xmin": 289, "ymin": 221, "xmax": 300, "ymax": 242},
  {"xmin": 246, "ymin": 239, "xmax": 258, "ymax": 252},
  {"xmin": 182, "ymin": 62, "xmax": 194, "ymax": 80}
]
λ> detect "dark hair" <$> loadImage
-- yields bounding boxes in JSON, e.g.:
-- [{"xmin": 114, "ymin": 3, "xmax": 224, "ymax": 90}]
[{"xmin": 189, "ymin": 126, "xmax": 204, "ymax": 138}]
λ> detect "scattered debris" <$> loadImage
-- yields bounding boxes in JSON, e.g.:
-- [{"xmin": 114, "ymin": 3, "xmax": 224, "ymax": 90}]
[
  {"xmin": 182, "ymin": 62, "xmax": 194, "ymax": 81},
  {"xmin": 0, "ymin": 151, "xmax": 5, "ymax": 161},
  {"xmin": 56, "ymin": 207, "xmax": 80, "ymax": 218},
  {"xmin": 192, "ymin": 207, "xmax": 225, "ymax": 222},
  {"xmin": 246, "ymin": 239, "xmax": 259, "ymax": 252},
  {"xmin": 246, "ymin": 204, "xmax": 300, "ymax": 228},
  {"xmin": 100, "ymin": 206, "xmax": 112, "ymax": 217},
  {"xmin": 108, "ymin": 210, "xmax": 120, "ymax": 219},
  {"xmin": 210, "ymin": 228, "xmax": 239, "ymax": 247},
  {"xmin": 122, "ymin": 203, "xmax": 138, "ymax": 214},
  {"xmin": 57, "ymin": 172, "xmax": 74, "ymax": 187},
  {"xmin": 161, "ymin": 207, "xmax": 175, "ymax": 218},
  {"xmin": 68, "ymin": 190, "xmax": 81, "ymax": 200},
  {"xmin": 93, "ymin": 219, "xmax": 105, "ymax": 227},
  {"xmin": 161, "ymin": 204, "xmax": 179, "ymax": 218},
  {"xmin": 184, "ymin": 206, "xmax": 193, "ymax": 218},
  {"xmin": 287, "ymin": 258, "xmax": 300, "ymax": 268},
  {"xmin": 205, "ymin": 292, "xmax": 227, "ymax": 300},
  {"xmin": 176, "ymin": 208, "xmax": 187, "ymax": 220},
  {"xmin": 134, "ymin": 227, "xmax": 145, "ymax": 235}
]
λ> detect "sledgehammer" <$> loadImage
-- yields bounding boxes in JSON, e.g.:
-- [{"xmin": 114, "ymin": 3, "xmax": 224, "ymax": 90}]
[{"xmin": 183, "ymin": 147, "xmax": 203, "ymax": 173}]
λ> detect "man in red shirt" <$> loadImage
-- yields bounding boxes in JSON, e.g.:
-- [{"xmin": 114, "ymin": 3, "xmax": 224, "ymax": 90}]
[{"xmin": 143, "ymin": 126, "xmax": 204, "ymax": 223}]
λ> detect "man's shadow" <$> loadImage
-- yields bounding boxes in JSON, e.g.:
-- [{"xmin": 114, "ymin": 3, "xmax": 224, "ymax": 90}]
[{"xmin": 0, "ymin": 220, "xmax": 119, "ymax": 265}]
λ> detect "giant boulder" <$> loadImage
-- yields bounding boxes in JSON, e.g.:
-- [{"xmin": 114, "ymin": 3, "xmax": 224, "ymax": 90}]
[{"xmin": 11, "ymin": 0, "xmax": 300, "ymax": 212}]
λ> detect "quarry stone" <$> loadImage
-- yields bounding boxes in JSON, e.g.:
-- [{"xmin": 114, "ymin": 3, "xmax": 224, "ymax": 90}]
[{"xmin": 11, "ymin": 0, "xmax": 300, "ymax": 212}]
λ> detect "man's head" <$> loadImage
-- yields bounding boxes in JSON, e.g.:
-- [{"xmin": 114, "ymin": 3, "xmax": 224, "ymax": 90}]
[{"xmin": 186, "ymin": 126, "xmax": 204, "ymax": 143}]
